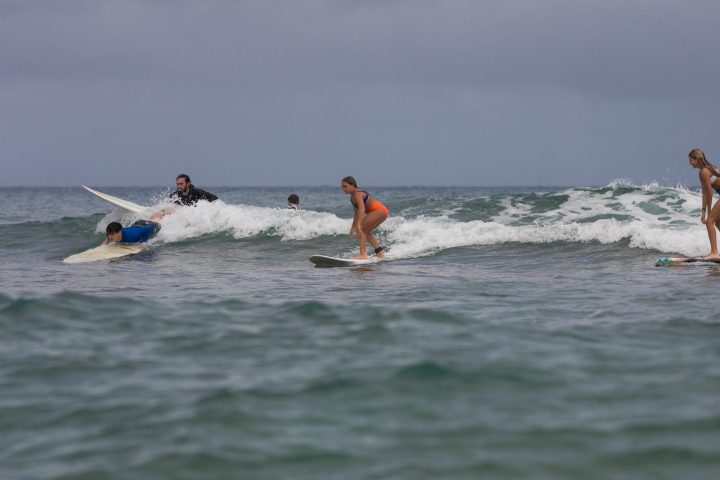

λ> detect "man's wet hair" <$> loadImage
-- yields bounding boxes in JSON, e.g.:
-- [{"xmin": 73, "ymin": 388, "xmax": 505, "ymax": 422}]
[
  {"xmin": 106, "ymin": 222, "xmax": 123, "ymax": 235},
  {"xmin": 288, "ymin": 194, "xmax": 299, "ymax": 205}
]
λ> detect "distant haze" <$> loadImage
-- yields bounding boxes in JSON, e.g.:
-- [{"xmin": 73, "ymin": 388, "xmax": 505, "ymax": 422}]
[{"xmin": 1, "ymin": 0, "xmax": 719, "ymax": 187}]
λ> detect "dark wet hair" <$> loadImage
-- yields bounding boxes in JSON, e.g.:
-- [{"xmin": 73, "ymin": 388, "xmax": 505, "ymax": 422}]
[
  {"xmin": 288, "ymin": 194, "xmax": 299, "ymax": 205},
  {"xmin": 341, "ymin": 176, "xmax": 357, "ymax": 187},
  {"xmin": 106, "ymin": 222, "xmax": 122, "ymax": 235},
  {"xmin": 176, "ymin": 174, "xmax": 191, "ymax": 183}
]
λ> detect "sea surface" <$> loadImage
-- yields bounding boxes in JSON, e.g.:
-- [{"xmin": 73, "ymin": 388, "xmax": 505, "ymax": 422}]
[{"xmin": 1, "ymin": 184, "xmax": 719, "ymax": 480}]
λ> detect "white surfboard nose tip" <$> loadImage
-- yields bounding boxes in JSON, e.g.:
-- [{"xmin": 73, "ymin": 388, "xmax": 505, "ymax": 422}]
[{"xmin": 81, "ymin": 185, "xmax": 148, "ymax": 213}]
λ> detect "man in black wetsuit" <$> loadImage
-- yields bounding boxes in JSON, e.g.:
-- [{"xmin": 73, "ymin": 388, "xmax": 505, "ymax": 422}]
[
  {"xmin": 150, "ymin": 174, "xmax": 219, "ymax": 221},
  {"xmin": 170, "ymin": 174, "xmax": 218, "ymax": 205}
]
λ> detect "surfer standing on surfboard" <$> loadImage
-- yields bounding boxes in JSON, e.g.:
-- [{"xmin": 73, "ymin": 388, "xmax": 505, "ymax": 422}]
[
  {"xmin": 341, "ymin": 176, "xmax": 388, "ymax": 259},
  {"xmin": 151, "ymin": 174, "xmax": 219, "ymax": 221},
  {"xmin": 688, "ymin": 148, "xmax": 720, "ymax": 259}
]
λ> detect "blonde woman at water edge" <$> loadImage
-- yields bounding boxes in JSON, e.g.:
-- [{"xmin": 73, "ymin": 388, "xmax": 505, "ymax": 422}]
[
  {"xmin": 688, "ymin": 148, "xmax": 720, "ymax": 258},
  {"xmin": 341, "ymin": 176, "xmax": 389, "ymax": 259}
]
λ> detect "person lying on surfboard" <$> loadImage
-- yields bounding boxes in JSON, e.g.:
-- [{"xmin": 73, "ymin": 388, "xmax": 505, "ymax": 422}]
[
  {"xmin": 688, "ymin": 148, "xmax": 720, "ymax": 259},
  {"xmin": 150, "ymin": 174, "xmax": 219, "ymax": 221},
  {"xmin": 104, "ymin": 220, "xmax": 161, "ymax": 244},
  {"xmin": 341, "ymin": 176, "xmax": 388, "ymax": 259}
]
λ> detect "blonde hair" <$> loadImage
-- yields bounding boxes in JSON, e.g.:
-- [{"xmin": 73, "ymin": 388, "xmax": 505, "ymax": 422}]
[{"xmin": 689, "ymin": 148, "xmax": 720, "ymax": 177}]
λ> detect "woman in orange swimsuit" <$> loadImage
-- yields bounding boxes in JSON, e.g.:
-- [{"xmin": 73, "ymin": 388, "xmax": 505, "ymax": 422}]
[{"xmin": 341, "ymin": 176, "xmax": 389, "ymax": 259}]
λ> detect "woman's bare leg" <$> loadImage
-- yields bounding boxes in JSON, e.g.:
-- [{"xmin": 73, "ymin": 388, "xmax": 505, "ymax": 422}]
[
  {"xmin": 705, "ymin": 200, "xmax": 720, "ymax": 258},
  {"xmin": 361, "ymin": 211, "xmax": 388, "ymax": 258},
  {"xmin": 356, "ymin": 231, "xmax": 368, "ymax": 258}
]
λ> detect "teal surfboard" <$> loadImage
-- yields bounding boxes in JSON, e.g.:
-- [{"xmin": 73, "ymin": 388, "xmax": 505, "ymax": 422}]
[{"xmin": 655, "ymin": 256, "xmax": 720, "ymax": 266}]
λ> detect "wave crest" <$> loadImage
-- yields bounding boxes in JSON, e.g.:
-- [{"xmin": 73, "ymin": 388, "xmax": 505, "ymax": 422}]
[{"xmin": 86, "ymin": 183, "xmax": 707, "ymax": 257}]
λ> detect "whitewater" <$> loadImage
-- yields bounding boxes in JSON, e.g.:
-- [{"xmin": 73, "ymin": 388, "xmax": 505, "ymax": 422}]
[{"xmin": 78, "ymin": 181, "xmax": 711, "ymax": 259}]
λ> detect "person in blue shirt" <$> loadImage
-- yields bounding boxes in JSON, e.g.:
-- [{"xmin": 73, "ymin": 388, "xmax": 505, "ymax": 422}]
[{"xmin": 104, "ymin": 220, "xmax": 161, "ymax": 244}]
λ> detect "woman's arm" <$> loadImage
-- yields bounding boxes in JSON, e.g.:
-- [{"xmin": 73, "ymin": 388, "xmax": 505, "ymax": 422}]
[{"xmin": 349, "ymin": 192, "xmax": 365, "ymax": 236}]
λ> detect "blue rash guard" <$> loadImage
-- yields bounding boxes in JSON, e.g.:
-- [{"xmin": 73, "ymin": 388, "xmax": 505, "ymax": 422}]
[{"xmin": 120, "ymin": 220, "xmax": 160, "ymax": 243}]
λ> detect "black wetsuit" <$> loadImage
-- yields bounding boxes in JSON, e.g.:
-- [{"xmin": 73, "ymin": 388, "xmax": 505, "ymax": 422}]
[{"xmin": 170, "ymin": 186, "xmax": 219, "ymax": 206}]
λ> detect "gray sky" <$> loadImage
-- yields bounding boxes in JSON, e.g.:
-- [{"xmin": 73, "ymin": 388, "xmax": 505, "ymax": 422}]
[{"xmin": 2, "ymin": 0, "xmax": 719, "ymax": 187}]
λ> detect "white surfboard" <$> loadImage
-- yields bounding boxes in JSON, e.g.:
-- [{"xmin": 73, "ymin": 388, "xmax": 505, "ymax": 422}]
[
  {"xmin": 64, "ymin": 243, "xmax": 144, "ymax": 264},
  {"xmin": 82, "ymin": 185, "xmax": 148, "ymax": 213},
  {"xmin": 309, "ymin": 255, "xmax": 382, "ymax": 267}
]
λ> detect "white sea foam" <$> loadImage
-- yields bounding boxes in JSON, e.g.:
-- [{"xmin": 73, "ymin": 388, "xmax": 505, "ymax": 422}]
[
  {"xmin": 95, "ymin": 183, "xmax": 711, "ymax": 258},
  {"xmin": 384, "ymin": 215, "xmax": 707, "ymax": 258},
  {"xmin": 385, "ymin": 183, "xmax": 706, "ymax": 258},
  {"xmin": 99, "ymin": 201, "xmax": 349, "ymax": 242},
  {"xmin": 158, "ymin": 201, "xmax": 349, "ymax": 242}
]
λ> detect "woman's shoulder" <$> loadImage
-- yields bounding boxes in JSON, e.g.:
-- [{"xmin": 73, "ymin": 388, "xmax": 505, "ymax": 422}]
[{"xmin": 699, "ymin": 167, "xmax": 714, "ymax": 186}]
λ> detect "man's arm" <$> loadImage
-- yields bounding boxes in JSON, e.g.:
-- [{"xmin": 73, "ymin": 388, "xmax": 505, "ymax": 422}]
[{"xmin": 203, "ymin": 190, "xmax": 218, "ymax": 202}]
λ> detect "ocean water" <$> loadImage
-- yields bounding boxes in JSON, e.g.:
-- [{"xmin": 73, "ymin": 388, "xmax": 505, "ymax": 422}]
[{"xmin": 1, "ymin": 183, "xmax": 719, "ymax": 480}]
